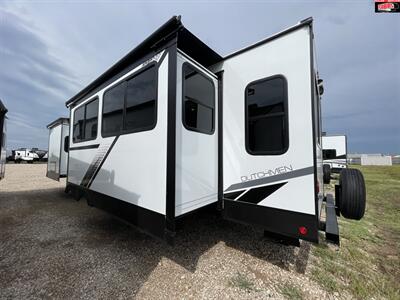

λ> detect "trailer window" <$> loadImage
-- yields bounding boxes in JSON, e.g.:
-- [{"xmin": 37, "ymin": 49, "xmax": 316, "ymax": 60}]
[
  {"xmin": 102, "ymin": 82, "xmax": 126, "ymax": 137},
  {"xmin": 84, "ymin": 99, "xmax": 99, "ymax": 140},
  {"xmin": 102, "ymin": 65, "xmax": 157, "ymax": 137},
  {"xmin": 73, "ymin": 106, "xmax": 85, "ymax": 143},
  {"xmin": 125, "ymin": 66, "xmax": 157, "ymax": 132},
  {"xmin": 182, "ymin": 64, "xmax": 215, "ymax": 134},
  {"xmin": 73, "ymin": 98, "xmax": 99, "ymax": 143},
  {"xmin": 245, "ymin": 76, "xmax": 288, "ymax": 155}
]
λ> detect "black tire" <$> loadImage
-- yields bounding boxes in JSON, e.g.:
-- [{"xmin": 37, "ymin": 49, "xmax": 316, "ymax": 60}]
[
  {"xmin": 323, "ymin": 164, "xmax": 331, "ymax": 184},
  {"xmin": 338, "ymin": 168, "xmax": 366, "ymax": 220}
]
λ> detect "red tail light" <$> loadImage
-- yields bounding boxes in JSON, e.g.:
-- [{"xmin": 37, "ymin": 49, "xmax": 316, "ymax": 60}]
[{"xmin": 298, "ymin": 226, "xmax": 308, "ymax": 236}]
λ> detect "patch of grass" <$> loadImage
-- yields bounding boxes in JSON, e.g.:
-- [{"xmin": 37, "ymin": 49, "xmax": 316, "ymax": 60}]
[
  {"xmin": 229, "ymin": 272, "xmax": 255, "ymax": 292},
  {"xmin": 280, "ymin": 283, "xmax": 304, "ymax": 300},
  {"xmin": 311, "ymin": 165, "xmax": 400, "ymax": 299}
]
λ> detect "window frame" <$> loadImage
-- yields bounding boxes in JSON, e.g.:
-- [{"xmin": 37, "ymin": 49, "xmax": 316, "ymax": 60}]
[
  {"xmin": 72, "ymin": 96, "xmax": 99, "ymax": 144},
  {"xmin": 101, "ymin": 62, "xmax": 158, "ymax": 138},
  {"xmin": 244, "ymin": 75, "xmax": 289, "ymax": 156},
  {"xmin": 181, "ymin": 62, "xmax": 216, "ymax": 135}
]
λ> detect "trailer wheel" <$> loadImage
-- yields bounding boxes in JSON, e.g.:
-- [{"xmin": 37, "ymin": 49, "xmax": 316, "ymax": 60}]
[
  {"xmin": 338, "ymin": 168, "xmax": 366, "ymax": 220},
  {"xmin": 323, "ymin": 164, "xmax": 331, "ymax": 184}
]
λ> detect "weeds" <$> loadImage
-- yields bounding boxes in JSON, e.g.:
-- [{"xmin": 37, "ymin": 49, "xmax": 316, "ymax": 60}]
[
  {"xmin": 311, "ymin": 166, "xmax": 400, "ymax": 299},
  {"xmin": 229, "ymin": 272, "xmax": 256, "ymax": 292},
  {"xmin": 280, "ymin": 283, "xmax": 304, "ymax": 300}
]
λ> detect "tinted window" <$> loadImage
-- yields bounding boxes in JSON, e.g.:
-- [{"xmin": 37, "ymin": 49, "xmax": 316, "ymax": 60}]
[
  {"xmin": 246, "ymin": 76, "xmax": 288, "ymax": 154},
  {"xmin": 183, "ymin": 64, "xmax": 215, "ymax": 134},
  {"xmin": 84, "ymin": 99, "xmax": 98, "ymax": 140},
  {"xmin": 125, "ymin": 66, "xmax": 156, "ymax": 131},
  {"xmin": 102, "ymin": 82, "xmax": 126, "ymax": 136},
  {"xmin": 73, "ymin": 106, "xmax": 85, "ymax": 143}
]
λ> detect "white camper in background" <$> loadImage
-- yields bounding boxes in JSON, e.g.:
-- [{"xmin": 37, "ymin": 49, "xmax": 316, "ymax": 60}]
[
  {"xmin": 46, "ymin": 118, "xmax": 69, "ymax": 181},
  {"xmin": 322, "ymin": 134, "xmax": 348, "ymax": 173},
  {"xmin": 13, "ymin": 148, "xmax": 40, "ymax": 163},
  {"xmin": 0, "ymin": 100, "xmax": 7, "ymax": 180},
  {"xmin": 49, "ymin": 16, "xmax": 366, "ymax": 245}
]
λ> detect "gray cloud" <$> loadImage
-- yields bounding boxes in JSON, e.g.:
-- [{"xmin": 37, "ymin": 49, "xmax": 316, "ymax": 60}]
[{"xmin": 0, "ymin": 8, "xmax": 79, "ymax": 150}]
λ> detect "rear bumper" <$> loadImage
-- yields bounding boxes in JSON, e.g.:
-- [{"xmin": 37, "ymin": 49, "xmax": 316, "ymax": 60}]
[{"xmin": 223, "ymin": 199, "xmax": 319, "ymax": 243}]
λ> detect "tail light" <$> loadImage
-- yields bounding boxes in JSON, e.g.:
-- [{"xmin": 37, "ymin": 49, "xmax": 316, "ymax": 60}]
[{"xmin": 298, "ymin": 226, "xmax": 308, "ymax": 236}]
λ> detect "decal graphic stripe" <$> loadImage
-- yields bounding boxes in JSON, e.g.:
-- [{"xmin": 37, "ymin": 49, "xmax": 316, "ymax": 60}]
[
  {"xmin": 235, "ymin": 182, "xmax": 287, "ymax": 204},
  {"xmin": 80, "ymin": 136, "xmax": 119, "ymax": 188},
  {"xmin": 225, "ymin": 166, "xmax": 314, "ymax": 192},
  {"xmin": 224, "ymin": 190, "xmax": 246, "ymax": 200}
]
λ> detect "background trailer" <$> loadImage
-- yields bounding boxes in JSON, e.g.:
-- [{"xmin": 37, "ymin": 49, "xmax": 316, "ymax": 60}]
[
  {"xmin": 48, "ymin": 16, "xmax": 366, "ymax": 245},
  {"xmin": 0, "ymin": 100, "xmax": 7, "ymax": 180},
  {"xmin": 46, "ymin": 118, "xmax": 69, "ymax": 181},
  {"xmin": 322, "ymin": 134, "xmax": 347, "ymax": 173}
]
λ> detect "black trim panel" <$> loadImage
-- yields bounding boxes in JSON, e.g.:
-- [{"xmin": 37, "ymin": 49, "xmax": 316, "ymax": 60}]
[
  {"xmin": 68, "ymin": 183, "xmax": 166, "ymax": 239},
  {"xmin": 165, "ymin": 43, "xmax": 178, "ymax": 241},
  {"xmin": 69, "ymin": 144, "xmax": 100, "ymax": 151},
  {"xmin": 217, "ymin": 71, "xmax": 224, "ymax": 211},
  {"xmin": 223, "ymin": 199, "xmax": 318, "ymax": 242}
]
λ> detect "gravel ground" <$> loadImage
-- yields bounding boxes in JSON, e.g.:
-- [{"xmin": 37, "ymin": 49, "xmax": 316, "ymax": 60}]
[{"xmin": 0, "ymin": 164, "xmax": 332, "ymax": 299}]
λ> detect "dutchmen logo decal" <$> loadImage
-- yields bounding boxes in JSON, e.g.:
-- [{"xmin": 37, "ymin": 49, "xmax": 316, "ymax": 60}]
[
  {"xmin": 223, "ymin": 166, "xmax": 314, "ymax": 205},
  {"xmin": 225, "ymin": 166, "xmax": 314, "ymax": 193},
  {"xmin": 80, "ymin": 136, "xmax": 119, "ymax": 188},
  {"xmin": 240, "ymin": 164, "xmax": 294, "ymax": 182}
]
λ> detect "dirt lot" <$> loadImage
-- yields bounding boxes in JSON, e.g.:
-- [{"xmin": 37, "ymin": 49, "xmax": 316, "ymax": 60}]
[{"xmin": 0, "ymin": 164, "xmax": 398, "ymax": 299}]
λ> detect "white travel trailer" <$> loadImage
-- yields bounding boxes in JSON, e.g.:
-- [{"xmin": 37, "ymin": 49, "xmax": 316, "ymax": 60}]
[
  {"xmin": 322, "ymin": 134, "xmax": 347, "ymax": 173},
  {"xmin": 46, "ymin": 118, "xmax": 69, "ymax": 180},
  {"xmin": 0, "ymin": 100, "xmax": 7, "ymax": 180},
  {"xmin": 13, "ymin": 148, "xmax": 40, "ymax": 163},
  {"xmin": 50, "ymin": 16, "xmax": 366, "ymax": 245}
]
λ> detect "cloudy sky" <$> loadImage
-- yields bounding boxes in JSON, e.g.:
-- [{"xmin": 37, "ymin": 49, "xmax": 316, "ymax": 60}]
[{"xmin": 0, "ymin": 1, "xmax": 399, "ymax": 154}]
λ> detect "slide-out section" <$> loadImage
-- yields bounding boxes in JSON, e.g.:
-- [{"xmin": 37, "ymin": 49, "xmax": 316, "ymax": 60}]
[
  {"xmin": 214, "ymin": 21, "xmax": 319, "ymax": 242},
  {"xmin": 175, "ymin": 51, "xmax": 219, "ymax": 217},
  {"xmin": 47, "ymin": 118, "xmax": 69, "ymax": 181}
]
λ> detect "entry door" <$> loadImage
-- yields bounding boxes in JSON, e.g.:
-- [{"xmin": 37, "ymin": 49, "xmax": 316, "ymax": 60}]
[{"xmin": 175, "ymin": 52, "xmax": 219, "ymax": 216}]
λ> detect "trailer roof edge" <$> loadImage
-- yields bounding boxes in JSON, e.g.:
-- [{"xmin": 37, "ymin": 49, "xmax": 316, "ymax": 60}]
[
  {"xmin": 223, "ymin": 16, "xmax": 313, "ymax": 61},
  {"xmin": 47, "ymin": 117, "xmax": 69, "ymax": 129}
]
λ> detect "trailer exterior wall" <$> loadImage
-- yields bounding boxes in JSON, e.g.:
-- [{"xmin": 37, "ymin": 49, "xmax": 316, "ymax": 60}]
[
  {"xmin": 212, "ymin": 23, "xmax": 319, "ymax": 241},
  {"xmin": 218, "ymin": 26, "xmax": 315, "ymax": 213},
  {"xmin": 68, "ymin": 50, "xmax": 169, "ymax": 217}
]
